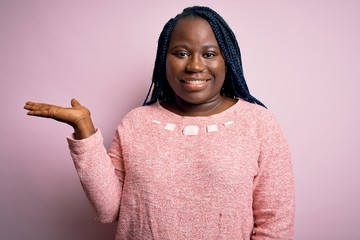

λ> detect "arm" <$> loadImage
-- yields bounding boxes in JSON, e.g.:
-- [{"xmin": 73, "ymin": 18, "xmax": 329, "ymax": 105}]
[
  {"xmin": 24, "ymin": 99, "xmax": 124, "ymax": 222},
  {"xmin": 68, "ymin": 129, "xmax": 124, "ymax": 223},
  {"xmin": 252, "ymin": 115, "xmax": 295, "ymax": 240}
]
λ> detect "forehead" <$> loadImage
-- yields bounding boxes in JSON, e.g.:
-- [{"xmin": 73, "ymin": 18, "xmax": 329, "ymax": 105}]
[{"xmin": 169, "ymin": 17, "xmax": 218, "ymax": 45}]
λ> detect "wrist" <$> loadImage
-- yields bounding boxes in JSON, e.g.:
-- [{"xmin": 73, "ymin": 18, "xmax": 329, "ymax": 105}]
[{"xmin": 73, "ymin": 117, "xmax": 96, "ymax": 139}]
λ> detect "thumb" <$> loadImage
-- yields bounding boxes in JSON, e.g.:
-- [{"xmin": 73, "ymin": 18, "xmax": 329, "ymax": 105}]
[{"xmin": 71, "ymin": 98, "xmax": 81, "ymax": 107}]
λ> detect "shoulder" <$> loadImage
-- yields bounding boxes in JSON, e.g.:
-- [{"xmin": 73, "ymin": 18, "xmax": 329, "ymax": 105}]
[
  {"xmin": 117, "ymin": 103, "xmax": 162, "ymax": 128},
  {"xmin": 234, "ymin": 99, "xmax": 277, "ymax": 124},
  {"xmin": 234, "ymin": 100, "xmax": 286, "ymax": 139}
]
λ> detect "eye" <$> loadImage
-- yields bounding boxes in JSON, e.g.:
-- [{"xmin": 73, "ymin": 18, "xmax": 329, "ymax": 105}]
[
  {"xmin": 203, "ymin": 52, "xmax": 216, "ymax": 58},
  {"xmin": 174, "ymin": 51, "xmax": 189, "ymax": 58}
]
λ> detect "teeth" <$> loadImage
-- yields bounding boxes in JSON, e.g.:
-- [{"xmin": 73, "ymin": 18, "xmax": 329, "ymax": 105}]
[{"xmin": 184, "ymin": 80, "xmax": 206, "ymax": 85}]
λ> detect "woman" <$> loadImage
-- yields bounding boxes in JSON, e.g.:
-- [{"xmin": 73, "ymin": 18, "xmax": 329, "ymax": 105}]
[{"xmin": 24, "ymin": 6, "xmax": 295, "ymax": 239}]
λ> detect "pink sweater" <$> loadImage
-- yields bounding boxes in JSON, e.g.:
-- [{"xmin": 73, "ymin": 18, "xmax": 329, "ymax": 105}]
[{"xmin": 67, "ymin": 100, "xmax": 295, "ymax": 240}]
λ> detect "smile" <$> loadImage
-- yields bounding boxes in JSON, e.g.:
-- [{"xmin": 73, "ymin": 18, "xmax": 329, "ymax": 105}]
[
  {"xmin": 181, "ymin": 79, "xmax": 209, "ymax": 85},
  {"xmin": 179, "ymin": 79, "xmax": 210, "ymax": 91}
]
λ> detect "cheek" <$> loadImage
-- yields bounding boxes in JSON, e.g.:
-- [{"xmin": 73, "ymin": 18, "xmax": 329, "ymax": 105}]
[
  {"xmin": 165, "ymin": 58, "xmax": 180, "ymax": 92},
  {"xmin": 166, "ymin": 58, "xmax": 188, "ymax": 84},
  {"xmin": 210, "ymin": 61, "xmax": 226, "ymax": 80},
  {"xmin": 165, "ymin": 57, "xmax": 178, "ymax": 80}
]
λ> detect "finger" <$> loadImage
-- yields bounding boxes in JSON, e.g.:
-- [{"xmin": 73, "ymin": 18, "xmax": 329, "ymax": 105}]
[
  {"xmin": 24, "ymin": 103, "xmax": 32, "ymax": 110},
  {"xmin": 26, "ymin": 103, "xmax": 59, "ymax": 117},
  {"xmin": 24, "ymin": 102, "xmax": 49, "ymax": 111},
  {"xmin": 71, "ymin": 98, "xmax": 81, "ymax": 108},
  {"xmin": 24, "ymin": 101, "xmax": 38, "ymax": 110},
  {"xmin": 26, "ymin": 103, "xmax": 48, "ymax": 115},
  {"xmin": 25, "ymin": 101, "xmax": 35, "ymax": 105},
  {"xmin": 26, "ymin": 109, "xmax": 51, "ymax": 118},
  {"xmin": 24, "ymin": 102, "xmax": 39, "ymax": 110}
]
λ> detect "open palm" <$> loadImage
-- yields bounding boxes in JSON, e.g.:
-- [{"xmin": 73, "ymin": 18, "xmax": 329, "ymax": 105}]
[
  {"xmin": 24, "ymin": 98, "xmax": 90, "ymax": 126},
  {"xmin": 24, "ymin": 99, "xmax": 95, "ymax": 139}
]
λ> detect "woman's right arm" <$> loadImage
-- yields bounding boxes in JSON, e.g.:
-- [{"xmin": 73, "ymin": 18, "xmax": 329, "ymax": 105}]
[
  {"xmin": 68, "ymin": 128, "xmax": 124, "ymax": 223},
  {"xmin": 24, "ymin": 99, "xmax": 123, "ymax": 222}
]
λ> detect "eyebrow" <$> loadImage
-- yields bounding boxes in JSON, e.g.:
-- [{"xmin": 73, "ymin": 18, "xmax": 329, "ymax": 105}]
[{"xmin": 169, "ymin": 44, "xmax": 220, "ymax": 51}]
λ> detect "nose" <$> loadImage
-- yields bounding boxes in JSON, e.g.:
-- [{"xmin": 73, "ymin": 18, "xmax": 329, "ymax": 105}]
[{"xmin": 185, "ymin": 55, "xmax": 205, "ymax": 72}]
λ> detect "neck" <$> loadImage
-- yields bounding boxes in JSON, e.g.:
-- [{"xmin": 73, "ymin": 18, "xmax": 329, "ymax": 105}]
[{"xmin": 162, "ymin": 96, "xmax": 236, "ymax": 117}]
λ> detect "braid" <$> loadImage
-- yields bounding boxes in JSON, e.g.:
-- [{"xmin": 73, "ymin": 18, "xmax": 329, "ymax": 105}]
[
  {"xmin": 143, "ymin": 6, "xmax": 266, "ymax": 108},
  {"xmin": 143, "ymin": 19, "xmax": 175, "ymax": 105}
]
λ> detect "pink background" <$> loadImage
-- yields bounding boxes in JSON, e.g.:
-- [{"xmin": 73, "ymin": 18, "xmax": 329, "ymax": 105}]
[{"xmin": 1, "ymin": 0, "xmax": 359, "ymax": 239}]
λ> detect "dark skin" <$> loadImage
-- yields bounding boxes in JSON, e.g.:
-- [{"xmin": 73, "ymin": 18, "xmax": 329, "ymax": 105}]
[
  {"xmin": 162, "ymin": 17, "xmax": 236, "ymax": 116},
  {"xmin": 24, "ymin": 99, "xmax": 96, "ymax": 139},
  {"xmin": 24, "ymin": 17, "xmax": 236, "ymax": 138}
]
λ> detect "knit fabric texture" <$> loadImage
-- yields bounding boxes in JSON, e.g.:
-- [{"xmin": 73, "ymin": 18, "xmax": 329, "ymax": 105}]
[{"xmin": 67, "ymin": 100, "xmax": 295, "ymax": 240}]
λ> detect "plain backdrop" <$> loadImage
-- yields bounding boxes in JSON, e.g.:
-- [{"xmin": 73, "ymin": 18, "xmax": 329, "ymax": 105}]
[{"xmin": 1, "ymin": 0, "xmax": 359, "ymax": 239}]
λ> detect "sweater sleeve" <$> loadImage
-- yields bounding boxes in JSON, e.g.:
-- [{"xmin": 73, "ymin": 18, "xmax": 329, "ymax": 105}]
[
  {"xmin": 67, "ymin": 129, "xmax": 125, "ymax": 223},
  {"xmin": 252, "ymin": 113, "xmax": 295, "ymax": 239}
]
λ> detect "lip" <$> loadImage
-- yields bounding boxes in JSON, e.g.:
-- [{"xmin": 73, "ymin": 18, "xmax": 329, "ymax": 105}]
[
  {"xmin": 180, "ymin": 78, "xmax": 210, "ymax": 91},
  {"xmin": 180, "ymin": 77, "xmax": 210, "ymax": 82}
]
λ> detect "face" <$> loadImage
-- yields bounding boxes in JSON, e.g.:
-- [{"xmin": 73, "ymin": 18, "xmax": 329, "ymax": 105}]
[{"xmin": 166, "ymin": 17, "xmax": 226, "ymax": 107}]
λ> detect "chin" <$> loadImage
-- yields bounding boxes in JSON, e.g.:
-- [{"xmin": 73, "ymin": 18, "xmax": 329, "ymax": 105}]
[{"xmin": 177, "ymin": 94, "xmax": 219, "ymax": 105}]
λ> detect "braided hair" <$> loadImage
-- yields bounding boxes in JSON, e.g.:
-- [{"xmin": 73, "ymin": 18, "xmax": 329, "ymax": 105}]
[{"xmin": 143, "ymin": 6, "xmax": 265, "ymax": 108}]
